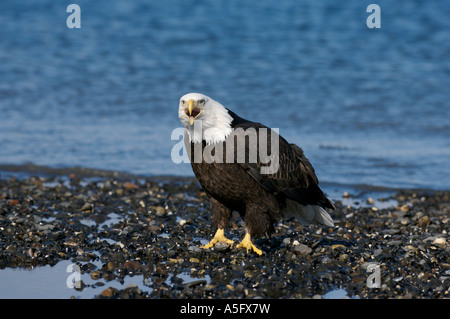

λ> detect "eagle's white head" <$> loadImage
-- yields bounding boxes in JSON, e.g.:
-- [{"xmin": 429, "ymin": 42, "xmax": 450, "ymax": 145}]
[{"xmin": 178, "ymin": 93, "xmax": 233, "ymax": 144}]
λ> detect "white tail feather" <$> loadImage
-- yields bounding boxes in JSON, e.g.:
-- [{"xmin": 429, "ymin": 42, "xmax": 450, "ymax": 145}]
[{"xmin": 281, "ymin": 199, "xmax": 334, "ymax": 227}]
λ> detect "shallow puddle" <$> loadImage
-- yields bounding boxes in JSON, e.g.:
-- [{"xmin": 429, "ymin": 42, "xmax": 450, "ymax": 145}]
[
  {"xmin": 0, "ymin": 260, "xmax": 148, "ymax": 299},
  {"xmin": 322, "ymin": 288, "xmax": 359, "ymax": 299}
]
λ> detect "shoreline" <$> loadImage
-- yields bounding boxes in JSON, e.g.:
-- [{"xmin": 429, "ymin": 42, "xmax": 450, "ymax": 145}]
[
  {"xmin": 0, "ymin": 166, "xmax": 449, "ymax": 299},
  {"xmin": 1, "ymin": 162, "xmax": 447, "ymax": 193}
]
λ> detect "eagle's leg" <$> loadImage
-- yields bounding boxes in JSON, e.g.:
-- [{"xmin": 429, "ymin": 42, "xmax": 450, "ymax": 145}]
[
  {"xmin": 236, "ymin": 232, "xmax": 263, "ymax": 255},
  {"xmin": 201, "ymin": 228, "xmax": 234, "ymax": 249},
  {"xmin": 201, "ymin": 198, "xmax": 234, "ymax": 249},
  {"xmin": 236, "ymin": 203, "xmax": 271, "ymax": 255}
]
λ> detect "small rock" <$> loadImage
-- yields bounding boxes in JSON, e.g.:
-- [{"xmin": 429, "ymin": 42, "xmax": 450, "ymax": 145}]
[
  {"xmin": 414, "ymin": 211, "xmax": 424, "ymax": 220},
  {"xmin": 107, "ymin": 261, "xmax": 116, "ymax": 271},
  {"xmin": 37, "ymin": 224, "xmax": 55, "ymax": 231},
  {"xmin": 331, "ymin": 244, "xmax": 346, "ymax": 250},
  {"xmin": 204, "ymin": 284, "xmax": 215, "ymax": 292},
  {"xmin": 339, "ymin": 253, "xmax": 349, "ymax": 263},
  {"xmin": 432, "ymin": 237, "xmax": 446, "ymax": 248},
  {"xmin": 292, "ymin": 240, "xmax": 300, "ymax": 246},
  {"xmin": 26, "ymin": 248, "xmax": 34, "ymax": 258},
  {"xmin": 124, "ymin": 283, "xmax": 139, "ymax": 291},
  {"xmin": 399, "ymin": 204, "xmax": 409, "ymax": 212},
  {"xmin": 150, "ymin": 206, "xmax": 166, "ymax": 216},
  {"xmin": 188, "ymin": 245, "xmax": 202, "ymax": 253},
  {"xmin": 91, "ymin": 270, "xmax": 102, "ymax": 280},
  {"xmin": 293, "ymin": 244, "xmax": 312, "ymax": 256},
  {"xmin": 214, "ymin": 241, "xmax": 230, "ymax": 252},
  {"xmin": 148, "ymin": 225, "xmax": 160, "ymax": 233},
  {"xmin": 387, "ymin": 240, "xmax": 402, "ymax": 246},
  {"xmin": 418, "ymin": 215, "xmax": 430, "ymax": 227},
  {"xmin": 124, "ymin": 182, "xmax": 139, "ymax": 190},
  {"xmin": 372, "ymin": 248, "xmax": 383, "ymax": 257},
  {"xmin": 404, "ymin": 245, "xmax": 418, "ymax": 252},
  {"xmin": 81, "ymin": 203, "xmax": 93, "ymax": 212},
  {"xmin": 124, "ymin": 260, "xmax": 142, "ymax": 271},
  {"xmin": 15, "ymin": 218, "xmax": 26, "ymax": 224},
  {"xmin": 9, "ymin": 199, "xmax": 19, "ymax": 206},
  {"xmin": 99, "ymin": 287, "xmax": 118, "ymax": 297},
  {"xmin": 186, "ymin": 280, "xmax": 207, "ymax": 288},
  {"xmin": 399, "ymin": 218, "xmax": 410, "ymax": 225}
]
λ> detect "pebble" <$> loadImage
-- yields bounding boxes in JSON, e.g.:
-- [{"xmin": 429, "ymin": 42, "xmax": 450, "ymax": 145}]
[
  {"xmin": 387, "ymin": 240, "xmax": 402, "ymax": 246},
  {"xmin": 214, "ymin": 241, "xmax": 230, "ymax": 252},
  {"xmin": 399, "ymin": 204, "xmax": 410, "ymax": 212},
  {"xmin": 123, "ymin": 182, "xmax": 139, "ymax": 190},
  {"xmin": 293, "ymin": 244, "xmax": 312, "ymax": 256},
  {"xmin": 91, "ymin": 270, "xmax": 102, "ymax": 280},
  {"xmin": 99, "ymin": 287, "xmax": 118, "ymax": 298},
  {"xmin": 339, "ymin": 254, "xmax": 349, "ymax": 263},
  {"xmin": 81, "ymin": 203, "xmax": 93, "ymax": 212},
  {"xmin": 124, "ymin": 260, "xmax": 142, "ymax": 271},
  {"xmin": 150, "ymin": 206, "xmax": 166, "ymax": 216},
  {"xmin": 418, "ymin": 215, "xmax": 431, "ymax": 227},
  {"xmin": 432, "ymin": 237, "xmax": 446, "ymax": 248},
  {"xmin": 343, "ymin": 192, "xmax": 352, "ymax": 198},
  {"xmin": 188, "ymin": 245, "xmax": 202, "ymax": 253}
]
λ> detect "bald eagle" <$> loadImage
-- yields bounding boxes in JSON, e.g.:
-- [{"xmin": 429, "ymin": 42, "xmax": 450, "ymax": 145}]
[{"xmin": 178, "ymin": 93, "xmax": 334, "ymax": 255}]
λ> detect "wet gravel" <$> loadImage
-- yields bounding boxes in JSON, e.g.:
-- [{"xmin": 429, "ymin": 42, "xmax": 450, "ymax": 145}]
[{"xmin": 0, "ymin": 173, "xmax": 448, "ymax": 299}]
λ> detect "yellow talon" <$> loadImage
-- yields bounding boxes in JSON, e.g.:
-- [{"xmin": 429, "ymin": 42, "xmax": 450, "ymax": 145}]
[
  {"xmin": 201, "ymin": 228, "xmax": 234, "ymax": 249},
  {"xmin": 236, "ymin": 233, "xmax": 263, "ymax": 255}
]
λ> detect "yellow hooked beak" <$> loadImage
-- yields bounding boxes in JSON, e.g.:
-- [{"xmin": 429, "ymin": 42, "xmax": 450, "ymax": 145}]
[
  {"xmin": 187, "ymin": 99, "xmax": 195, "ymax": 125},
  {"xmin": 185, "ymin": 99, "xmax": 203, "ymax": 125}
]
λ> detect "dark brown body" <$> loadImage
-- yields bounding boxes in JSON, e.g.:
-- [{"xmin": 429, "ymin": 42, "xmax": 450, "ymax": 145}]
[{"xmin": 191, "ymin": 148, "xmax": 280, "ymax": 236}]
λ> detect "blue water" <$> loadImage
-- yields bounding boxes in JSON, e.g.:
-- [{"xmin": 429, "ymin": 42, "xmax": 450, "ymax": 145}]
[{"xmin": 0, "ymin": 0, "xmax": 449, "ymax": 190}]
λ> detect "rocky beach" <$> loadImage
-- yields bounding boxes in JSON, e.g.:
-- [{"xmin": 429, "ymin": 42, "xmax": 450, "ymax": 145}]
[{"xmin": 0, "ymin": 169, "xmax": 448, "ymax": 299}]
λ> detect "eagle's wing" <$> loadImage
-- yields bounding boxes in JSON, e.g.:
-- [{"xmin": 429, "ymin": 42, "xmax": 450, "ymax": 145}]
[{"xmin": 231, "ymin": 123, "xmax": 334, "ymax": 209}]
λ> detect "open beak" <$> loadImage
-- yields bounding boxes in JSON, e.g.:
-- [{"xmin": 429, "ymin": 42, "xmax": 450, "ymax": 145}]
[{"xmin": 185, "ymin": 99, "xmax": 203, "ymax": 125}]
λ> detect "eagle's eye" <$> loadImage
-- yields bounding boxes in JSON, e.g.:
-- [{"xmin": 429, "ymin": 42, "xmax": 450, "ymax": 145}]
[
  {"xmin": 181, "ymin": 100, "xmax": 186, "ymax": 106},
  {"xmin": 198, "ymin": 99, "xmax": 205, "ymax": 106}
]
